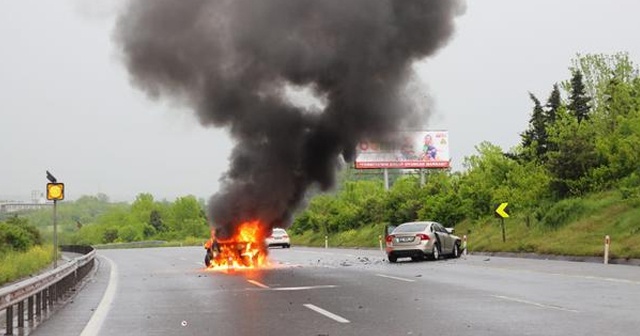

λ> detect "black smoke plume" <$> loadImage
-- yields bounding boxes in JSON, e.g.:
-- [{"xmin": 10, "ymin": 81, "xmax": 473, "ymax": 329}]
[{"xmin": 115, "ymin": 0, "xmax": 464, "ymax": 238}]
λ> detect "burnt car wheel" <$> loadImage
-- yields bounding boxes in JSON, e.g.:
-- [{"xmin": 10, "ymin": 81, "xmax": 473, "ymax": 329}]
[{"xmin": 204, "ymin": 253, "xmax": 211, "ymax": 267}]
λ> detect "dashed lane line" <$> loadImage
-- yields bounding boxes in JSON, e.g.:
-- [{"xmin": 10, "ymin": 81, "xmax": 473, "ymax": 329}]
[
  {"xmin": 247, "ymin": 279, "xmax": 270, "ymax": 289},
  {"xmin": 303, "ymin": 304, "xmax": 350, "ymax": 323},
  {"xmin": 375, "ymin": 273, "xmax": 416, "ymax": 282},
  {"xmin": 492, "ymin": 295, "xmax": 579, "ymax": 313}
]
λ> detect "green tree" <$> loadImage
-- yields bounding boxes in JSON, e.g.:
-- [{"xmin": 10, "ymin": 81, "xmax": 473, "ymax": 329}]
[
  {"xmin": 169, "ymin": 195, "xmax": 207, "ymax": 235},
  {"xmin": 567, "ymin": 70, "xmax": 591, "ymax": 123},
  {"xmin": 149, "ymin": 210, "xmax": 165, "ymax": 232},
  {"xmin": 520, "ymin": 93, "xmax": 548, "ymax": 162},
  {"xmin": 458, "ymin": 142, "xmax": 514, "ymax": 218},
  {"xmin": 546, "ymin": 109, "xmax": 601, "ymax": 197},
  {"xmin": 545, "ymin": 83, "xmax": 562, "ymax": 125}
]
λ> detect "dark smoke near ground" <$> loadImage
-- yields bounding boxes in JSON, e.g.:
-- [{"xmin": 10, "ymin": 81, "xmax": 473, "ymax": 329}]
[{"xmin": 114, "ymin": 0, "xmax": 465, "ymax": 238}]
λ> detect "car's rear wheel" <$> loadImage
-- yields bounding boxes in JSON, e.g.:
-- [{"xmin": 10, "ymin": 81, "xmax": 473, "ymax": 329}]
[
  {"xmin": 431, "ymin": 244, "xmax": 441, "ymax": 260},
  {"xmin": 388, "ymin": 254, "xmax": 397, "ymax": 263}
]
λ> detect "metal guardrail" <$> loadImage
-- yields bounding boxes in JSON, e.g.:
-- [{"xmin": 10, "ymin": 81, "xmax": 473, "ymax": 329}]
[{"xmin": 0, "ymin": 245, "xmax": 96, "ymax": 335}]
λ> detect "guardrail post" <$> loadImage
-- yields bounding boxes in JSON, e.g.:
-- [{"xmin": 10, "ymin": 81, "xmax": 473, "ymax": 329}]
[
  {"xmin": 5, "ymin": 305, "xmax": 14, "ymax": 335},
  {"xmin": 17, "ymin": 301, "xmax": 24, "ymax": 328},
  {"xmin": 36, "ymin": 292, "xmax": 41, "ymax": 317},
  {"xmin": 604, "ymin": 235, "xmax": 611, "ymax": 265},
  {"xmin": 42, "ymin": 289, "xmax": 47, "ymax": 313},
  {"xmin": 49, "ymin": 286, "xmax": 55, "ymax": 307},
  {"xmin": 462, "ymin": 235, "xmax": 468, "ymax": 257},
  {"xmin": 27, "ymin": 296, "xmax": 34, "ymax": 321}
]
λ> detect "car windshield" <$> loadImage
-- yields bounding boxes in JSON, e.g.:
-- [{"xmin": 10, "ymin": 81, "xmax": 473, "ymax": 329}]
[{"xmin": 393, "ymin": 223, "xmax": 428, "ymax": 233}]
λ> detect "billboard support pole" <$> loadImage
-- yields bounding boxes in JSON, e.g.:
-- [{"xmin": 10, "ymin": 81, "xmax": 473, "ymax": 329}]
[
  {"xmin": 420, "ymin": 169, "xmax": 425, "ymax": 187},
  {"xmin": 383, "ymin": 168, "xmax": 389, "ymax": 190}
]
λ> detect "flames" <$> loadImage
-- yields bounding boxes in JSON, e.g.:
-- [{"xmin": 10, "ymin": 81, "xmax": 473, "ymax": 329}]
[{"xmin": 206, "ymin": 220, "xmax": 270, "ymax": 270}]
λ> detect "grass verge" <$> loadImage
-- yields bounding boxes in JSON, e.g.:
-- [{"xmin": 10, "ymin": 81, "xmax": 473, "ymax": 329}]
[
  {"xmin": 0, "ymin": 245, "xmax": 54, "ymax": 286},
  {"xmin": 292, "ymin": 223, "xmax": 387, "ymax": 249}
]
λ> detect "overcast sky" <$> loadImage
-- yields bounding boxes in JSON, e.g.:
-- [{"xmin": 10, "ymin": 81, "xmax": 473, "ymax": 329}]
[{"xmin": 1, "ymin": 0, "xmax": 639, "ymax": 203}]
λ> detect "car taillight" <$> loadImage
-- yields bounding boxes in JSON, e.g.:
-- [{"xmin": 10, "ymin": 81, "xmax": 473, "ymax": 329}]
[
  {"xmin": 417, "ymin": 233, "xmax": 429, "ymax": 241},
  {"xmin": 283, "ymin": 235, "xmax": 288, "ymax": 238},
  {"xmin": 385, "ymin": 235, "xmax": 395, "ymax": 243}
]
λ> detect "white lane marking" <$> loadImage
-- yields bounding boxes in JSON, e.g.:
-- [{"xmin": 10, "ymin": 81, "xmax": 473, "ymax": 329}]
[
  {"xmin": 247, "ymin": 279, "xmax": 270, "ymax": 289},
  {"xmin": 375, "ymin": 274, "xmax": 416, "ymax": 282},
  {"xmin": 272, "ymin": 285, "xmax": 337, "ymax": 291},
  {"xmin": 468, "ymin": 263, "xmax": 640, "ymax": 286},
  {"xmin": 492, "ymin": 295, "xmax": 579, "ymax": 313},
  {"xmin": 571, "ymin": 275, "xmax": 640, "ymax": 285},
  {"xmin": 303, "ymin": 304, "xmax": 350, "ymax": 323},
  {"xmin": 80, "ymin": 256, "xmax": 119, "ymax": 336}
]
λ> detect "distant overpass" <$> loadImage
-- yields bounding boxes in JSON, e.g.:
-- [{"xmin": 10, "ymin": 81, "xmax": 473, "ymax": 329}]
[{"xmin": 0, "ymin": 202, "xmax": 52, "ymax": 213}]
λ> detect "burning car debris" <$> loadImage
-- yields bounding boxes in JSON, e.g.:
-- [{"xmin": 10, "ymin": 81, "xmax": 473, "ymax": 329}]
[{"xmin": 203, "ymin": 220, "xmax": 269, "ymax": 270}]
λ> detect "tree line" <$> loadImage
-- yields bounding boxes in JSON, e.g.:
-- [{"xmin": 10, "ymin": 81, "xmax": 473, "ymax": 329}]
[{"xmin": 20, "ymin": 193, "xmax": 209, "ymax": 245}]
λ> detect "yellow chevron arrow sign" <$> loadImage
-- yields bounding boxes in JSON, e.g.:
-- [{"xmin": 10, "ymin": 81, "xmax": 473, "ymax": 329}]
[{"xmin": 495, "ymin": 202, "xmax": 509, "ymax": 218}]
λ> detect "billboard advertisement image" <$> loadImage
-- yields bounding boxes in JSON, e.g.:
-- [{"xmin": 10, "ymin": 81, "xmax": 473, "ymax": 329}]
[{"xmin": 355, "ymin": 131, "xmax": 450, "ymax": 169}]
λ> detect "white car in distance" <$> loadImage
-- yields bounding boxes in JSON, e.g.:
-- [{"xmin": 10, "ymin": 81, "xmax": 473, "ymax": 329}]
[{"xmin": 265, "ymin": 228, "xmax": 291, "ymax": 248}]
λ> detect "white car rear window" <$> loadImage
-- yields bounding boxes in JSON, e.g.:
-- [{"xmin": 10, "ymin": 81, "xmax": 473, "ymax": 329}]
[{"xmin": 393, "ymin": 223, "xmax": 428, "ymax": 233}]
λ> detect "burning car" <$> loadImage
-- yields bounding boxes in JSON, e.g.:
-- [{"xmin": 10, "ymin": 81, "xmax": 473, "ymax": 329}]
[{"xmin": 204, "ymin": 221, "xmax": 268, "ymax": 269}]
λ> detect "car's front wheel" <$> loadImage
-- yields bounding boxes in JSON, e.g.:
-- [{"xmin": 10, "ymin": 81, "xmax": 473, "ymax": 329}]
[
  {"xmin": 204, "ymin": 253, "xmax": 211, "ymax": 267},
  {"xmin": 388, "ymin": 254, "xmax": 398, "ymax": 263},
  {"xmin": 452, "ymin": 242, "xmax": 460, "ymax": 258}
]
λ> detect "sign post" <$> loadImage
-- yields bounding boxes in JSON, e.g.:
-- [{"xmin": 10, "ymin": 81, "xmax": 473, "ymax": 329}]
[
  {"xmin": 46, "ymin": 171, "xmax": 64, "ymax": 268},
  {"xmin": 495, "ymin": 202, "xmax": 510, "ymax": 243}
]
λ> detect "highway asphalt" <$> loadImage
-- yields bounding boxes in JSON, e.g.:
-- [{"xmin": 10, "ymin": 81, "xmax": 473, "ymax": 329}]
[{"xmin": 31, "ymin": 246, "xmax": 640, "ymax": 336}]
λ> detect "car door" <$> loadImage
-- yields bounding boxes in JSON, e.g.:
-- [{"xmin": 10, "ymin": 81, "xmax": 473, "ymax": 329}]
[{"xmin": 435, "ymin": 223, "xmax": 451, "ymax": 252}]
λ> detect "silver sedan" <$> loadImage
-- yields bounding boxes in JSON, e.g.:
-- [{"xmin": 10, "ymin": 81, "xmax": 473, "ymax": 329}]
[{"xmin": 385, "ymin": 221, "xmax": 461, "ymax": 263}]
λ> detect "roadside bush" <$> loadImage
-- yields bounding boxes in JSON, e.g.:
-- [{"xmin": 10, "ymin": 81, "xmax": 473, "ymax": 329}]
[
  {"xmin": 0, "ymin": 219, "xmax": 43, "ymax": 252},
  {"xmin": 0, "ymin": 223, "xmax": 32, "ymax": 252},
  {"xmin": 541, "ymin": 198, "xmax": 586, "ymax": 229}
]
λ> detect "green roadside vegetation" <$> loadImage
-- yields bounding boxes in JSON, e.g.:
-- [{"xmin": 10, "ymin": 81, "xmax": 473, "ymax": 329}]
[
  {"xmin": 290, "ymin": 190, "xmax": 640, "ymax": 259},
  {"xmin": 0, "ymin": 216, "xmax": 53, "ymax": 285}
]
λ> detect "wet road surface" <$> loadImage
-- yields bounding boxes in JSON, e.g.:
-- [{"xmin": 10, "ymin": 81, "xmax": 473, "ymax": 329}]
[{"xmin": 31, "ymin": 246, "xmax": 640, "ymax": 336}]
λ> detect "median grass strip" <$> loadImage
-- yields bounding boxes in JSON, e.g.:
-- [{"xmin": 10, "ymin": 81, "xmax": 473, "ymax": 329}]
[{"xmin": 0, "ymin": 244, "xmax": 54, "ymax": 286}]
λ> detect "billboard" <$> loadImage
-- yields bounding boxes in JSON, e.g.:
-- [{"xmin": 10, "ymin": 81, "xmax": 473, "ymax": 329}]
[{"xmin": 354, "ymin": 131, "xmax": 450, "ymax": 169}]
